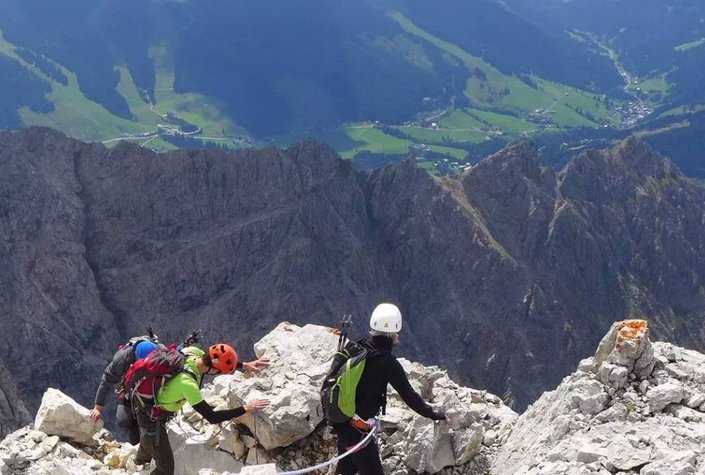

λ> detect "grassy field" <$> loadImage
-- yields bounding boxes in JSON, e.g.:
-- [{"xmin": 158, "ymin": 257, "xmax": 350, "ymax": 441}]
[
  {"xmin": 1, "ymin": 28, "xmax": 145, "ymax": 141},
  {"xmin": 661, "ymin": 104, "xmax": 705, "ymax": 117},
  {"xmin": 274, "ymin": 125, "xmax": 411, "ymax": 158},
  {"xmin": 395, "ymin": 125, "xmax": 487, "ymax": 144},
  {"xmin": 148, "ymin": 45, "xmax": 244, "ymax": 138},
  {"xmin": 273, "ymin": 124, "xmax": 469, "ymax": 161},
  {"xmin": 390, "ymin": 12, "xmax": 619, "ymax": 129},
  {"xmin": 0, "ymin": 20, "xmax": 629, "ymax": 172},
  {"xmin": 20, "ymin": 66, "xmax": 150, "ymax": 142},
  {"xmin": 626, "ymin": 73, "xmax": 671, "ymax": 101},
  {"xmin": 0, "ymin": 29, "xmax": 242, "ymax": 147},
  {"xmin": 468, "ymin": 109, "xmax": 537, "ymax": 133}
]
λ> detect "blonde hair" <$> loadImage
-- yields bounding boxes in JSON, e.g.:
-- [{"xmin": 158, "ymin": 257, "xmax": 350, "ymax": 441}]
[{"xmin": 370, "ymin": 330, "xmax": 400, "ymax": 345}]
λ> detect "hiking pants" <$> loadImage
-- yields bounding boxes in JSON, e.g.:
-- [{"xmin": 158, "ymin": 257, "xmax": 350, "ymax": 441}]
[
  {"xmin": 135, "ymin": 411, "xmax": 174, "ymax": 475},
  {"xmin": 116, "ymin": 398, "xmax": 140, "ymax": 445},
  {"xmin": 334, "ymin": 424, "xmax": 384, "ymax": 475}
]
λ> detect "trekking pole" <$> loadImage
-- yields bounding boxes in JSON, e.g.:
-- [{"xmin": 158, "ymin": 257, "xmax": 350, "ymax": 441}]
[
  {"xmin": 178, "ymin": 329, "xmax": 202, "ymax": 350},
  {"xmin": 147, "ymin": 323, "xmax": 157, "ymax": 341},
  {"xmin": 338, "ymin": 315, "xmax": 353, "ymax": 352}
]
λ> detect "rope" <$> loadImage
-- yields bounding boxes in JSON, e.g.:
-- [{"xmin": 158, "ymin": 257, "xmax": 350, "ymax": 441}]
[{"xmin": 274, "ymin": 423, "xmax": 379, "ymax": 475}]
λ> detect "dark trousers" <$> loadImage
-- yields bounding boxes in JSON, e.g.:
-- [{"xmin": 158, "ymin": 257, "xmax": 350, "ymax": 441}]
[
  {"xmin": 116, "ymin": 399, "xmax": 140, "ymax": 445},
  {"xmin": 134, "ymin": 409, "xmax": 174, "ymax": 475},
  {"xmin": 334, "ymin": 424, "xmax": 384, "ymax": 475}
]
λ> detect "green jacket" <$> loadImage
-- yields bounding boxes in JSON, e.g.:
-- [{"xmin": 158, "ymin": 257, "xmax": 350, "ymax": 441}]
[{"xmin": 156, "ymin": 349, "xmax": 204, "ymax": 413}]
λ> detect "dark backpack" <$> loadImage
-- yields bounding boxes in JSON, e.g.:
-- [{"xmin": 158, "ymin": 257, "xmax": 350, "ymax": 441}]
[
  {"xmin": 321, "ymin": 340, "xmax": 378, "ymax": 425},
  {"xmin": 123, "ymin": 346, "xmax": 197, "ymax": 421}
]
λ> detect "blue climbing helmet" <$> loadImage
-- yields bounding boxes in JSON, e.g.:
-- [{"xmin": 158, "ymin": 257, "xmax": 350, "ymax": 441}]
[{"xmin": 135, "ymin": 340, "xmax": 158, "ymax": 360}]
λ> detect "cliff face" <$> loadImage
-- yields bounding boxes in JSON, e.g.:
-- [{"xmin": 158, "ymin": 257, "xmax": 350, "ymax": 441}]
[
  {"xmin": 0, "ymin": 129, "xmax": 119, "ymax": 417},
  {"xmin": 0, "ymin": 360, "xmax": 29, "ymax": 438},
  {"xmin": 1, "ymin": 127, "xmax": 705, "ymax": 426}
]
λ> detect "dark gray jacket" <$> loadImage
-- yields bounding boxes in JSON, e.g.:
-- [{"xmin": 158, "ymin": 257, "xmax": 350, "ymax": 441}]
[{"xmin": 94, "ymin": 337, "xmax": 152, "ymax": 406}]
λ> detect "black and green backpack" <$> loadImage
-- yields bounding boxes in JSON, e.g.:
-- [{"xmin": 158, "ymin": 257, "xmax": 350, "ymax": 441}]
[{"xmin": 321, "ymin": 340, "xmax": 378, "ymax": 425}]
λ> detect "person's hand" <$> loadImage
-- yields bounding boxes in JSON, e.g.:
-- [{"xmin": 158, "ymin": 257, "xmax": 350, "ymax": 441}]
[
  {"xmin": 90, "ymin": 404, "xmax": 103, "ymax": 422},
  {"xmin": 244, "ymin": 398, "xmax": 271, "ymax": 413},
  {"xmin": 431, "ymin": 409, "xmax": 446, "ymax": 421},
  {"xmin": 242, "ymin": 358, "xmax": 270, "ymax": 373}
]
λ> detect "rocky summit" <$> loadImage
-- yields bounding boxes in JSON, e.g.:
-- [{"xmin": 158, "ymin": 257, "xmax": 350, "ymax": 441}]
[
  {"xmin": 3, "ymin": 320, "xmax": 705, "ymax": 474},
  {"xmin": 0, "ymin": 323, "xmax": 518, "ymax": 475},
  {"xmin": 493, "ymin": 320, "xmax": 705, "ymax": 475},
  {"xmin": 3, "ymin": 127, "xmax": 705, "ymax": 428}
]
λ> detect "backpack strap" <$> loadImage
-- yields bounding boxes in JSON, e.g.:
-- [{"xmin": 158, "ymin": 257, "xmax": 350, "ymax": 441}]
[{"xmin": 182, "ymin": 367, "xmax": 201, "ymax": 387}]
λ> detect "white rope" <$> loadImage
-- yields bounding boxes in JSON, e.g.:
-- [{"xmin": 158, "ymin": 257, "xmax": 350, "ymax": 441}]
[{"xmin": 275, "ymin": 424, "xmax": 379, "ymax": 475}]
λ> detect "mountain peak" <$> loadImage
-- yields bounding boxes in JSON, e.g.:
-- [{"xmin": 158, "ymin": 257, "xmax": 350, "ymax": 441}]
[
  {"xmin": 558, "ymin": 137, "xmax": 682, "ymax": 202},
  {"xmin": 493, "ymin": 319, "xmax": 705, "ymax": 474},
  {"xmin": 477, "ymin": 140, "xmax": 543, "ymax": 183}
]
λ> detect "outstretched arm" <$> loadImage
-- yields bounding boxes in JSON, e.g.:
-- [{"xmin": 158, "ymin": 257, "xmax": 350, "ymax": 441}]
[
  {"xmin": 192, "ymin": 398, "xmax": 270, "ymax": 424},
  {"xmin": 241, "ymin": 358, "xmax": 270, "ymax": 373},
  {"xmin": 387, "ymin": 359, "xmax": 445, "ymax": 420},
  {"xmin": 91, "ymin": 347, "xmax": 133, "ymax": 420}
]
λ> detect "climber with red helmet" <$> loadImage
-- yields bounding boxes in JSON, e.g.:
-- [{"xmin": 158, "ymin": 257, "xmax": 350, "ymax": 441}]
[{"xmin": 132, "ymin": 343, "xmax": 270, "ymax": 475}]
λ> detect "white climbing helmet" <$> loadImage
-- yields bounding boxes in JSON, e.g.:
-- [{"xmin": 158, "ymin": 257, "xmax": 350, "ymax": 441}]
[{"xmin": 370, "ymin": 303, "xmax": 402, "ymax": 333}]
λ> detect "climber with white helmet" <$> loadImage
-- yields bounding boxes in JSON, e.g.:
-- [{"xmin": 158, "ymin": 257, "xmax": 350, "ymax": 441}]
[{"xmin": 324, "ymin": 303, "xmax": 446, "ymax": 475}]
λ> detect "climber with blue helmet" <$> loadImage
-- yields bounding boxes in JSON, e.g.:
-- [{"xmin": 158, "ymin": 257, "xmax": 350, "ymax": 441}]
[{"xmin": 90, "ymin": 334, "xmax": 162, "ymax": 444}]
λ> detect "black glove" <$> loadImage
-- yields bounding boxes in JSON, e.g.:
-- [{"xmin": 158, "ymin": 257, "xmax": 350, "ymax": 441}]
[{"xmin": 431, "ymin": 409, "xmax": 446, "ymax": 421}]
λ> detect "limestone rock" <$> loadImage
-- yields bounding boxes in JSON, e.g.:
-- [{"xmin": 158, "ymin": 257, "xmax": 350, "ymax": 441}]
[
  {"xmin": 647, "ymin": 382, "xmax": 685, "ymax": 412},
  {"xmin": 220, "ymin": 323, "xmax": 339, "ymax": 450},
  {"xmin": 33, "ymin": 388, "xmax": 102, "ymax": 445},
  {"xmin": 9, "ymin": 319, "xmax": 705, "ymax": 475},
  {"xmin": 168, "ymin": 420, "xmax": 242, "ymax": 475},
  {"xmin": 238, "ymin": 464, "xmax": 278, "ymax": 475},
  {"xmin": 492, "ymin": 320, "xmax": 705, "ymax": 475},
  {"xmin": 606, "ymin": 436, "xmax": 651, "ymax": 470},
  {"xmin": 399, "ymin": 417, "xmax": 454, "ymax": 473}
]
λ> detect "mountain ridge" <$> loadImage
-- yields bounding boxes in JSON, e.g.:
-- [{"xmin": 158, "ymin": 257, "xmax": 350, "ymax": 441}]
[{"xmin": 1, "ymin": 127, "xmax": 705, "ymax": 424}]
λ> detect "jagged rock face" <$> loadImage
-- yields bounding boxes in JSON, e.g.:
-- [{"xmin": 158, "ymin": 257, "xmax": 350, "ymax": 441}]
[
  {"xmin": 2, "ymin": 127, "xmax": 705, "ymax": 418},
  {"xmin": 0, "ymin": 360, "xmax": 29, "ymax": 438},
  {"xmin": 492, "ymin": 320, "xmax": 705, "ymax": 475}
]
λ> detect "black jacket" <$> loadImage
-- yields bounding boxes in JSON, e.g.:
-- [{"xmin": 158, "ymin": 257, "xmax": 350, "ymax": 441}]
[{"xmin": 351, "ymin": 336, "xmax": 443, "ymax": 421}]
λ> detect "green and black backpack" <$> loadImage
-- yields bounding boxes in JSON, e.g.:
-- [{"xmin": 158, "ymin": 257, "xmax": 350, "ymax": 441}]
[{"xmin": 321, "ymin": 340, "xmax": 380, "ymax": 425}]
